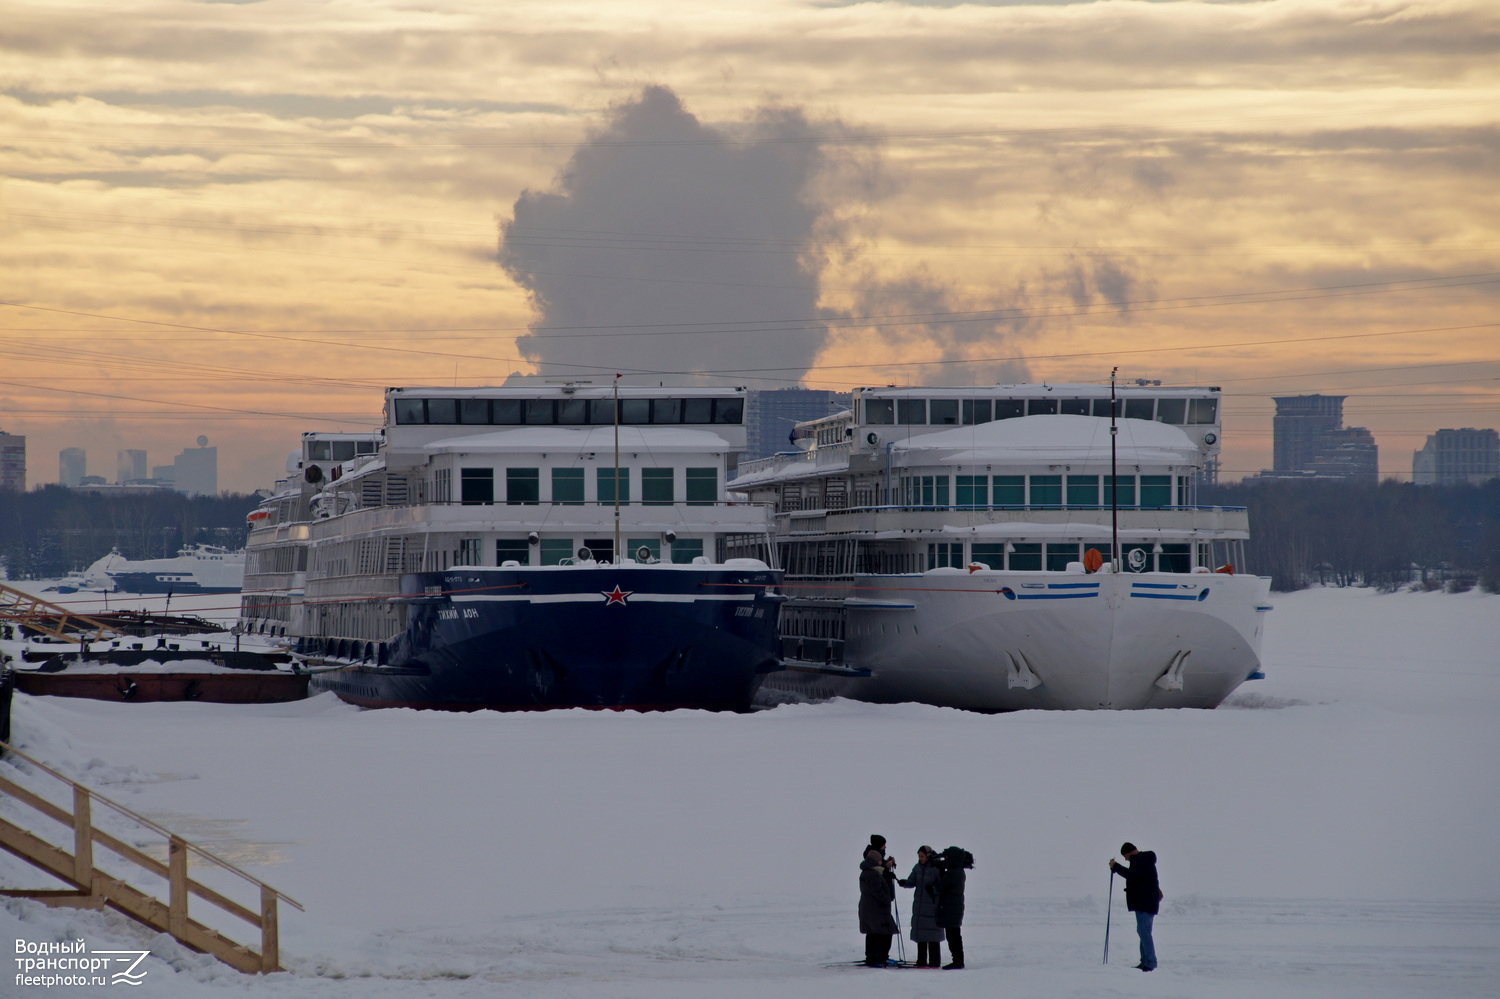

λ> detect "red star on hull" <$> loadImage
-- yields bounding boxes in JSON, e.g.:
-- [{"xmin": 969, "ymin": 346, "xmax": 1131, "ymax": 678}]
[{"xmin": 601, "ymin": 584, "xmax": 632, "ymax": 606}]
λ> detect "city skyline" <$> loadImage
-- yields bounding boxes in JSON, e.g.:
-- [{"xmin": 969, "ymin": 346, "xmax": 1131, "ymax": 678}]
[{"xmin": 3, "ymin": 1, "xmax": 1497, "ymax": 493}]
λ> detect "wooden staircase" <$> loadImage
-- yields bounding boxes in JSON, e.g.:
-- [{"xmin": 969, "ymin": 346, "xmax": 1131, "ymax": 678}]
[
  {"xmin": 0, "ymin": 583, "xmax": 116, "ymax": 643},
  {"xmin": 0, "ymin": 740, "xmax": 302, "ymax": 973}
]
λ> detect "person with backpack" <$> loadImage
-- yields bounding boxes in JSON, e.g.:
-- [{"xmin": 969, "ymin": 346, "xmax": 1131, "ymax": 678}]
[
  {"xmin": 935, "ymin": 846, "xmax": 973, "ymax": 969},
  {"xmin": 1109, "ymin": 842, "xmax": 1162, "ymax": 971},
  {"xmin": 859, "ymin": 834, "xmax": 898, "ymax": 967},
  {"xmin": 897, "ymin": 845, "xmax": 944, "ymax": 967}
]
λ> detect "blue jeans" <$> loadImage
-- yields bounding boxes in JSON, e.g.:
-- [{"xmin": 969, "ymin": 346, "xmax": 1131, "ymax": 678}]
[{"xmin": 1135, "ymin": 911, "xmax": 1157, "ymax": 969}]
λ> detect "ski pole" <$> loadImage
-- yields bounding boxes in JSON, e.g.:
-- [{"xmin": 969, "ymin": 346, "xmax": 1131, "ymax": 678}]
[
  {"xmin": 892, "ymin": 888, "xmax": 906, "ymax": 964},
  {"xmin": 1103, "ymin": 869, "xmax": 1114, "ymax": 964}
]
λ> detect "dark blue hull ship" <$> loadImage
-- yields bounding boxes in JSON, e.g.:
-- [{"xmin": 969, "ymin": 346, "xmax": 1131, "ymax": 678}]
[{"xmin": 308, "ymin": 563, "xmax": 783, "ymax": 711}]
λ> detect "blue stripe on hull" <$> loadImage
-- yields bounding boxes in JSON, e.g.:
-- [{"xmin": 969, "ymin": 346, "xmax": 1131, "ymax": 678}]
[{"xmin": 310, "ymin": 566, "xmax": 782, "ymax": 711}]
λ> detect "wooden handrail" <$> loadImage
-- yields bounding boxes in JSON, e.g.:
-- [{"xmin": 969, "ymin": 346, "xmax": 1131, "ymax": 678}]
[{"xmin": 0, "ymin": 738, "xmax": 302, "ymax": 973}]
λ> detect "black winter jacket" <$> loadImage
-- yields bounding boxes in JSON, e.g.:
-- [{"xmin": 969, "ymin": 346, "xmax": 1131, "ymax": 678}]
[
  {"xmin": 935, "ymin": 866, "xmax": 966, "ymax": 928},
  {"xmin": 1114, "ymin": 851, "xmax": 1161, "ymax": 915}
]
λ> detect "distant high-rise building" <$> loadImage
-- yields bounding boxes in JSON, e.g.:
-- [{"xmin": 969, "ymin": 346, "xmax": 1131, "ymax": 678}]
[
  {"xmin": 1267, "ymin": 395, "xmax": 1378, "ymax": 481},
  {"xmin": 117, "ymin": 449, "xmax": 148, "ymax": 483},
  {"xmin": 59, "ymin": 447, "xmax": 86, "ymax": 487},
  {"xmin": 1413, "ymin": 428, "xmax": 1500, "ymax": 485},
  {"xmin": 171, "ymin": 437, "xmax": 217, "ymax": 496},
  {"xmin": 744, "ymin": 388, "xmax": 848, "ymax": 460},
  {"xmin": 152, "ymin": 464, "xmax": 176, "ymax": 488},
  {"xmin": 0, "ymin": 430, "xmax": 25, "ymax": 491}
]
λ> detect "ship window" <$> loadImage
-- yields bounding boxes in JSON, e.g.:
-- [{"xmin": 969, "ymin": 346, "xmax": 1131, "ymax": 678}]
[
  {"xmin": 956, "ymin": 475, "xmax": 988, "ymax": 507},
  {"xmin": 589, "ymin": 399, "xmax": 617, "ymax": 424},
  {"xmin": 914, "ymin": 475, "xmax": 949, "ymax": 507},
  {"xmin": 929, "ymin": 399, "xmax": 959, "ymax": 425},
  {"xmin": 971, "ymin": 543, "xmax": 1006, "ymax": 570},
  {"xmin": 557, "ymin": 398, "xmax": 589, "ymax": 425},
  {"xmin": 897, "ymin": 399, "xmax": 926, "ymax": 425},
  {"xmin": 1060, "ymin": 399, "xmax": 1090, "ymax": 416},
  {"xmin": 1125, "ymin": 398, "xmax": 1154, "ymax": 421},
  {"xmin": 1027, "ymin": 398, "xmax": 1057, "ymax": 416},
  {"xmin": 1092, "ymin": 398, "xmax": 1117, "ymax": 418},
  {"xmin": 551, "ymin": 468, "xmax": 584, "ymax": 505},
  {"xmin": 1029, "ymin": 475, "xmax": 1061, "ymax": 506},
  {"xmin": 713, "ymin": 397, "xmax": 744, "ymax": 424},
  {"xmin": 1188, "ymin": 398, "xmax": 1218, "ymax": 425},
  {"xmin": 506, "ymin": 468, "xmax": 540, "ymax": 505},
  {"xmin": 460, "ymin": 468, "xmax": 494, "ymax": 505},
  {"xmin": 457, "ymin": 538, "xmax": 482, "ymax": 566},
  {"xmin": 962, "ymin": 399, "xmax": 992, "ymax": 425},
  {"xmin": 683, "ymin": 398, "xmax": 712, "ymax": 423},
  {"xmin": 1067, "ymin": 475, "xmax": 1099, "ymax": 507},
  {"xmin": 864, "ymin": 399, "xmax": 895, "ymax": 425},
  {"xmin": 492, "ymin": 399, "xmax": 523, "ymax": 424},
  {"xmin": 495, "ymin": 539, "xmax": 529, "ymax": 566},
  {"xmin": 1159, "ymin": 543, "xmax": 1191, "ymax": 573},
  {"xmin": 1155, "ymin": 398, "xmax": 1186, "ymax": 425},
  {"xmin": 459, "ymin": 399, "xmax": 491, "ymax": 424},
  {"xmin": 306, "ymin": 441, "xmax": 332, "ymax": 461},
  {"xmin": 1009, "ymin": 543, "xmax": 1042, "ymax": 571},
  {"xmin": 641, "ymin": 468, "xmax": 674, "ymax": 505},
  {"xmin": 1140, "ymin": 475, "xmax": 1172, "ymax": 508},
  {"xmin": 686, "ymin": 467, "xmax": 717, "ymax": 505},
  {"xmin": 427, "ymin": 398, "xmax": 458, "ymax": 424},
  {"xmin": 524, "ymin": 399, "xmax": 555, "ymax": 425},
  {"xmin": 927, "ymin": 542, "xmax": 962, "ymax": 569},
  {"xmin": 540, "ymin": 539, "xmax": 573, "ymax": 565},
  {"xmin": 1105, "ymin": 474, "xmax": 1136, "ymax": 507},
  {"xmin": 393, "ymin": 399, "xmax": 426, "ymax": 425},
  {"xmin": 670, "ymin": 538, "xmax": 704, "ymax": 563},
  {"xmin": 992, "ymin": 475, "xmax": 1025, "ymax": 506},
  {"xmin": 357, "ymin": 440, "xmax": 379, "ymax": 455},
  {"xmin": 619, "ymin": 399, "xmax": 650, "ymax": 424},
  {"xmin": 332, "ymin": 441, "xmax": 357, "ymax": 461},
  {"xmin": 1047, "ymin": 543, "xmax": 1079, "ymax": 571},
  {"xmin": 994, "ymin": 399, "xmax": 1024, "ymax": 420},
  {"xmin": 652, "ymin": 398, "xmax": 683, "ymax": 423},
  {"xmin": 597, "ymin": 468, "xmax": 630, "ymax": 504},
  {"xmin": 628, "ymin": 538, "xmax": 660, "ymax": 562}
]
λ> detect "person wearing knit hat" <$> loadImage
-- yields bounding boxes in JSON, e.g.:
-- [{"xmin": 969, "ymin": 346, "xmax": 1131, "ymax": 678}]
[
  {"xmin": 858, "ymin": 835, "xmax": 898, "ymax": 966},
  {"xmin": 1109, "ymin": 843, "xmax": 1162, "ymax": 971}
]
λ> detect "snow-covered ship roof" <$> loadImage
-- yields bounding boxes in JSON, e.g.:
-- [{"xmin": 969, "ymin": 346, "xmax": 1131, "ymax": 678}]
[{"xmin": 892, "ymin": 415, "xmax": 1202, "ymax": 467}]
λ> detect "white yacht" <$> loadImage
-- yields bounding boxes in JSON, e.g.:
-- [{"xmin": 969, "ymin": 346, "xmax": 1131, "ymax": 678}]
[{"xmin": 731, "ymin": 383, "xmax": 1272, "ymax": 710}]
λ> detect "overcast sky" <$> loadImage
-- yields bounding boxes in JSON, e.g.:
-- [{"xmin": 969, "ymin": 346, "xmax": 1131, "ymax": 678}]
[{"xmin": 3, "ymin": 0, "xmax": 1497, "ymax": 491}]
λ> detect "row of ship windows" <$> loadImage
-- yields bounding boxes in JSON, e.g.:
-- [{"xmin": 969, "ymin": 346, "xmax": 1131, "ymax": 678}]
[
  {"xmin": 456, "ymin": 537, "xmax": 706, "ymax": 566},
  {"xmin": 305, "ymin": 439, "xmax": 380, "ymax": 462},
  {"xmin": 434, "ymin": 467, "xmax": 720, "ymax": 505},
  {"xmin": 895, "ymin": 474, "xmax": 1188, "ymax": 508},
  {"xmin": 392, "ymin": 397, "xmax": 745, "ymax": 427},
  {"xmin": 927, "ymin": 541, "xmax": 1193, "ymax": 573},
  {"xmin": 861, "ymin": 397, "xmax": 1218, "ymax": 427}
]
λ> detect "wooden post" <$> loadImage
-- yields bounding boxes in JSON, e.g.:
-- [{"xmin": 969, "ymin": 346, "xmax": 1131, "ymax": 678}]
[
  {"xmin": 168, "ymin": 836, "xmax": 187, "ymax": 938},
  {"xmin": 259, "ymin": 885, "xmax": 279, "ymax": 973},
  {"xmin": 72, "ymin": 786, "xmax": 92, "ymax": 889}
]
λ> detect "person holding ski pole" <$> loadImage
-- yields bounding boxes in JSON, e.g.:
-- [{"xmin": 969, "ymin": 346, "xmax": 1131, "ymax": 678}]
[
  {"xmin": 935, "ymin": 846, "xmax": 973, "ymax": 969},
  {"xmin": 859, "ymin": 834, "xmax": 898, "ymax": 967},
  {"xmin": 1108, "ymin": 842, "xmax": 1162, "ymax": 971},
  {"xmin": 897, "ymin": 845, "xmax": 944, "ymax": 967}
]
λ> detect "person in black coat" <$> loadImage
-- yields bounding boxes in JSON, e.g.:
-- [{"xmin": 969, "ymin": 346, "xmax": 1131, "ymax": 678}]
[
  {"xmin": 897, "ymin": 846, "xmax": 944, "ymax": 967},
  {"xmin": 1109, "ymin": 842, "xmax": 1161, "ymax": 971},
  {"xmin": 934, "ymin": 846, "xmax": 972, "ymax": 969},
  {"xmin": 858, "ymin": 834, "xmax": 898, "ymax": 967}
]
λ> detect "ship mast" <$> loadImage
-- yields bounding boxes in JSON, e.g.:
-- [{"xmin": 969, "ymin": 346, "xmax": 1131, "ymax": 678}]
[
  {"xmin": 1110, "ymin": 366, "xmax": 1119, "ymax": 572},
  {"xmin": 613, "ymin": 374, "xmax": 621, "ymax": 564}
]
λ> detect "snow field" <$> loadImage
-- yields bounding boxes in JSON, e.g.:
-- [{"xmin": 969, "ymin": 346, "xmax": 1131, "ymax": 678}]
[{"xmin": 1, "ymin": 586, "xmax": 1497, "ymax": 996}]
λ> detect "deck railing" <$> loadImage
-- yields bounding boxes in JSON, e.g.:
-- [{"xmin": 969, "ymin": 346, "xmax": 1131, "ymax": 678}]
[{"xmin": 0, "ymin": 740, "xmax": 302, "ymax": 974}]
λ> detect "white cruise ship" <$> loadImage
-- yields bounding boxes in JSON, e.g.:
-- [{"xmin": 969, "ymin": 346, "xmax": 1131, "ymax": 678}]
[{"xmin": 731, "ymin": 383, "xmax": 1272, "ymax": 710}]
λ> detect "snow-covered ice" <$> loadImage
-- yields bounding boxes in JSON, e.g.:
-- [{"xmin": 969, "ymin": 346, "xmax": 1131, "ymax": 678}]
[{"xmin": 3, "ymin": 585, "xmax": 1498, "ymax": 996}]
